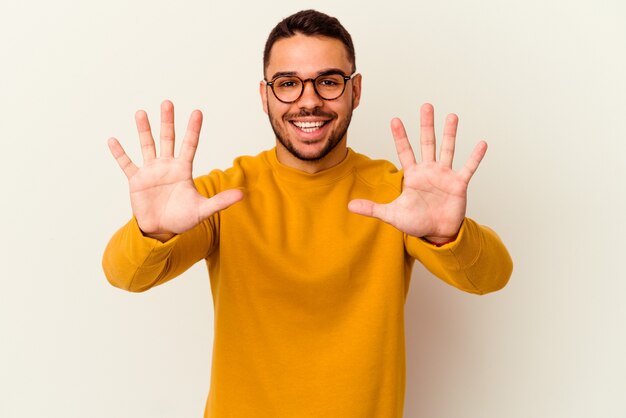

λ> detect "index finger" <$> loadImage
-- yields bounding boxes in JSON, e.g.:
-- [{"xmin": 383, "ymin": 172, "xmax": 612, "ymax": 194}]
[
  {"xmin": 178, "ymin": 110, "xmax": 203, "ymax": 163},
  {"xmin": 458, "ymin": 140, "xmax": 488, "ymax": 183},
  {"xmin": 107, "ymin": 137, "xmax": 138, "ymax": 179},
  {"xmin": 391, "ymin": 117, "xmax": 417, "ymax": 169}
]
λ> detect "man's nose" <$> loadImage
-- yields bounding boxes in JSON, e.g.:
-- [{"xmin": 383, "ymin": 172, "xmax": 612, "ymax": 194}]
[{"xmin": 296, "ymin": 79, "xmax": 324, "ymax": 108}]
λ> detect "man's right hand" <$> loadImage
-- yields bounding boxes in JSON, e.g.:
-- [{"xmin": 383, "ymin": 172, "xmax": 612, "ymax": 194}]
[{"xmin": 107, "ymin": 100, "xmax": 243, "ymax": 242}]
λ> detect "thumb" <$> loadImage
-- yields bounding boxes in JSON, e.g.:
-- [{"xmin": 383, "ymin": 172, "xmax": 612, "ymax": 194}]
[
  {"xmin": 198, "ymin": 189, "xmax": 244, "ymax": 220},
  {"xmin": 348, "ymin": 199, "xmax": 389, "ymax": 222}
]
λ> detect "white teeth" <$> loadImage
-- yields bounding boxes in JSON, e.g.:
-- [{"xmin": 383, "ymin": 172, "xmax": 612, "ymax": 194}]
[{"xmin": 293, "ymin": 121, "xmax": 326, "ymax": 132}]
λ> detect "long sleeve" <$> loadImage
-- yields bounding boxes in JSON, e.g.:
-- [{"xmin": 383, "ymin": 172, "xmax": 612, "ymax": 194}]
[
  {"xmin": 404, "ymin": 217, "xmax": 513, "ymax": 295},
  {"xmin": 102, "ymin": 215, "xmax": 217, "ymax": 292}
]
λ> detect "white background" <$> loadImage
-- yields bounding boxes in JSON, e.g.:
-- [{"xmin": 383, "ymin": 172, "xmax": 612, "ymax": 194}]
[{"xmin": 1, "ymin": 0, "xmax": 625, "ymax": 417}]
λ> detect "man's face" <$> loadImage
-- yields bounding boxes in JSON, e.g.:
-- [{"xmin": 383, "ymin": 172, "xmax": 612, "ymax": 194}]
[{"xmin": 261, "ymin": 34, "xmax": 361, "ymax": 167}]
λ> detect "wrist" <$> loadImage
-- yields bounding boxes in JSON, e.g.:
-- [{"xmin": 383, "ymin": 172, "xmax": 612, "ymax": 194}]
[
  {"xmin": 422, "ymin": 220, "xmax": 464, "ymax": 246},
  {"xmin": 422, "ymin": 234, "xmax": 458, "ymax": 247},
  {"xmin": 144, "ymin": 231, "xmax": 175, "ymax": 243}
]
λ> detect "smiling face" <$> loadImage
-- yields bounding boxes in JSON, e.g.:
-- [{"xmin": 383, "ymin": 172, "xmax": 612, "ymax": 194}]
[{"xmin": 261, "ymin": 34, "xmax": 361, "ymax": 173}]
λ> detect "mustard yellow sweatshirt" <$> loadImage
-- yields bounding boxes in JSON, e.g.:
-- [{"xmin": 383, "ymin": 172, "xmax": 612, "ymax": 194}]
[{"xmin": 103, "ymin": 148, "xmax": 512, "ymax": 418}]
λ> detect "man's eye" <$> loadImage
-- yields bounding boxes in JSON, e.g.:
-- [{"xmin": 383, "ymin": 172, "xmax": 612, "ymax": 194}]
[
  {"xmin": 278, "ymin": 80, "xmax": 299, "ymax": 88},
  {"xmin": 319, "ymin": 79, "xmax": 338, "ymax": 86}
]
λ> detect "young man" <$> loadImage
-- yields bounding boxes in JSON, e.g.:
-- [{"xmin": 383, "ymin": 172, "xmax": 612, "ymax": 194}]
[{"xmin": 103, "ymin": 9, "xmax": 513, "ymax": 418}]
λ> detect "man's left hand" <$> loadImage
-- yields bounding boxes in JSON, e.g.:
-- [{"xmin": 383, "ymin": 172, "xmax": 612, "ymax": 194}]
[{"xmin": 348, "ymin": 103, "xmax": 487, "ymax": 244}]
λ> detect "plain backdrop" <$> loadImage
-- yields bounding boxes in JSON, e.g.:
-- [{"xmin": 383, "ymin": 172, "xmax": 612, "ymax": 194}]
[{"xmin": 1, "ymin": 0, "xmax": 625, "ymax": 417}]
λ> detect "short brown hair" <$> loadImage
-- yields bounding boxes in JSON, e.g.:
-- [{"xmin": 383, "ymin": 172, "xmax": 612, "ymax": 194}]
[{"xmin": 263, "ymin": 10, "xmax": 356, "ymax": 76}]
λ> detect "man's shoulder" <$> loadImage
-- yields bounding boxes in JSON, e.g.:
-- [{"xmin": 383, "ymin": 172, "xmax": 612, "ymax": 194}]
[
  {"xmin": 194, "ymin": 149, "xmax": 272, "ymax": 195},
  {"xmin": 349, "ymin": 149, "xmax": 403, "ymax": 192}
]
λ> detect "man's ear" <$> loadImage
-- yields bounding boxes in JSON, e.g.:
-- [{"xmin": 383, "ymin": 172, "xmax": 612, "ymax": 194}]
[
  {"xmin": 260, "ymin": 81, "xmax": 269, "ymax": 114},
  {"xmin": 351, "ymin": 73, "xmax": 362, "ymax": 109}
]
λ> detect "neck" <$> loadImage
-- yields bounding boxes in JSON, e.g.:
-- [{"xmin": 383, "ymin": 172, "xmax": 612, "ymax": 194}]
[{"xmin": 275, "ymin": 139, "xmax": 348, "ymax": 174}]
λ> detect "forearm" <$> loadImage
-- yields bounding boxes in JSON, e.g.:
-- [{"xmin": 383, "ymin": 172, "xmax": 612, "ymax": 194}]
[
  {"xmin": 406, "ymin": 218, "xmax": 513, "ymax": 295},
  {"xmin": 102, "ymin": 217, "xmax": 213, "ymax": 292}
]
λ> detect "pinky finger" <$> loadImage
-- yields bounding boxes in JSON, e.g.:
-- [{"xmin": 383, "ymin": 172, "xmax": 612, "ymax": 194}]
[
  {"xmin": 108, "ymin": 137, "xmax": 138, "ymax": 179},
  {"xmin": 458, "ymin": 140, "xmax": 488, "ymax": 183}
]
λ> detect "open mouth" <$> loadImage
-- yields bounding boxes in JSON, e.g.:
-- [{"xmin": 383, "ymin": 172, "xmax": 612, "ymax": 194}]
[{"xmin": 290, "ymin": 120, "xmax": 329, "ymax": 133}]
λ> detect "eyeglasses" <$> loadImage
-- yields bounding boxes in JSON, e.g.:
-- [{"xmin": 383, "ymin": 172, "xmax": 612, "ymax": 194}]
[{"xmin": 265, "ymin": 72, "xmax": 354, "ymax": 104}]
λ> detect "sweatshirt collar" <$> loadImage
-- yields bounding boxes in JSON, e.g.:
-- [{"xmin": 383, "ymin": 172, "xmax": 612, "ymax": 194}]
[{"xmin": 265, "ymin": 147, "xmax": 355, "ymax": 186}]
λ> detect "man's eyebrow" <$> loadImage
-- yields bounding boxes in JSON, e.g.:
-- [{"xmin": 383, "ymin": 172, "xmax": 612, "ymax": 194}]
[
  {"xmin": 269, "ymin": 71, "xmax": 298, "ymax": 79},
  {"xmin": 317, "ymin": 68, "xmax": 350, "ymax": 76},
  {"xmin": 269, "ymin": 68, "xmax": 351, "ymax": 80}
]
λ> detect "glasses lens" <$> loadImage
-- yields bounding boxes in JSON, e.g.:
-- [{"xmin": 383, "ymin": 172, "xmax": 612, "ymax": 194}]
[
  {"xmin": 315, "ymin": 74, "xmax": 346, "ymax": 100},
  {"xmin": 272, "ymin": 77, "xmax": 303, "ymax": 103},
  {"xmin": 270, "ymin": 74, "xmax": 349, "ymax": 103}
]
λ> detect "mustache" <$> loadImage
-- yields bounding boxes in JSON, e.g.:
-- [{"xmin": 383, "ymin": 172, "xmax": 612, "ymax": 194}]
[{"xmin": 284, "ymin": 108, "xmax": 336, "ymax": 119}]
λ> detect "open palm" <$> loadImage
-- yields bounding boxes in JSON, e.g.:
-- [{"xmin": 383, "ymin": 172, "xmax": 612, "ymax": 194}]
[
  {"xmin": 108, "ymin": 100, "xmax": 243, "ymax": 240},
  {"xmin": 348, "ymin": 103, "xmax": 487, "ymax": 243}
]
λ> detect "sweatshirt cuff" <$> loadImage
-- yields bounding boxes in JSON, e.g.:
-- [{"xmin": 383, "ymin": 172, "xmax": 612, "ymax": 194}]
[
  {"xmin": 122, "ymin": 217, "xmax": 181, "ymax": 267},
  {"xmin": 408, "ymin": 218, "xmax": 483, "ymax": 271}
]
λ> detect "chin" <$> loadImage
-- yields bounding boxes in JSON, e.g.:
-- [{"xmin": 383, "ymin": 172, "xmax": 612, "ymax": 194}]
[
  {"xmin": 280, "ymin": 137, "xmax": 343, "ymax": 162},
  {"xmin": 267, "ymin": 105, "xmax": 352, "ymax": 163}
]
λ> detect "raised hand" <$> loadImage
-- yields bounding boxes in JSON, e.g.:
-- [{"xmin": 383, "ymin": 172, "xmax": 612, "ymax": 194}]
[
  {"xmin": 107, "ymin": 100, "xmax": 243, "ymax": 241},
  {"xmin": 348, "ymin": 103, "xmax": 487, "ymax": 243}
]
